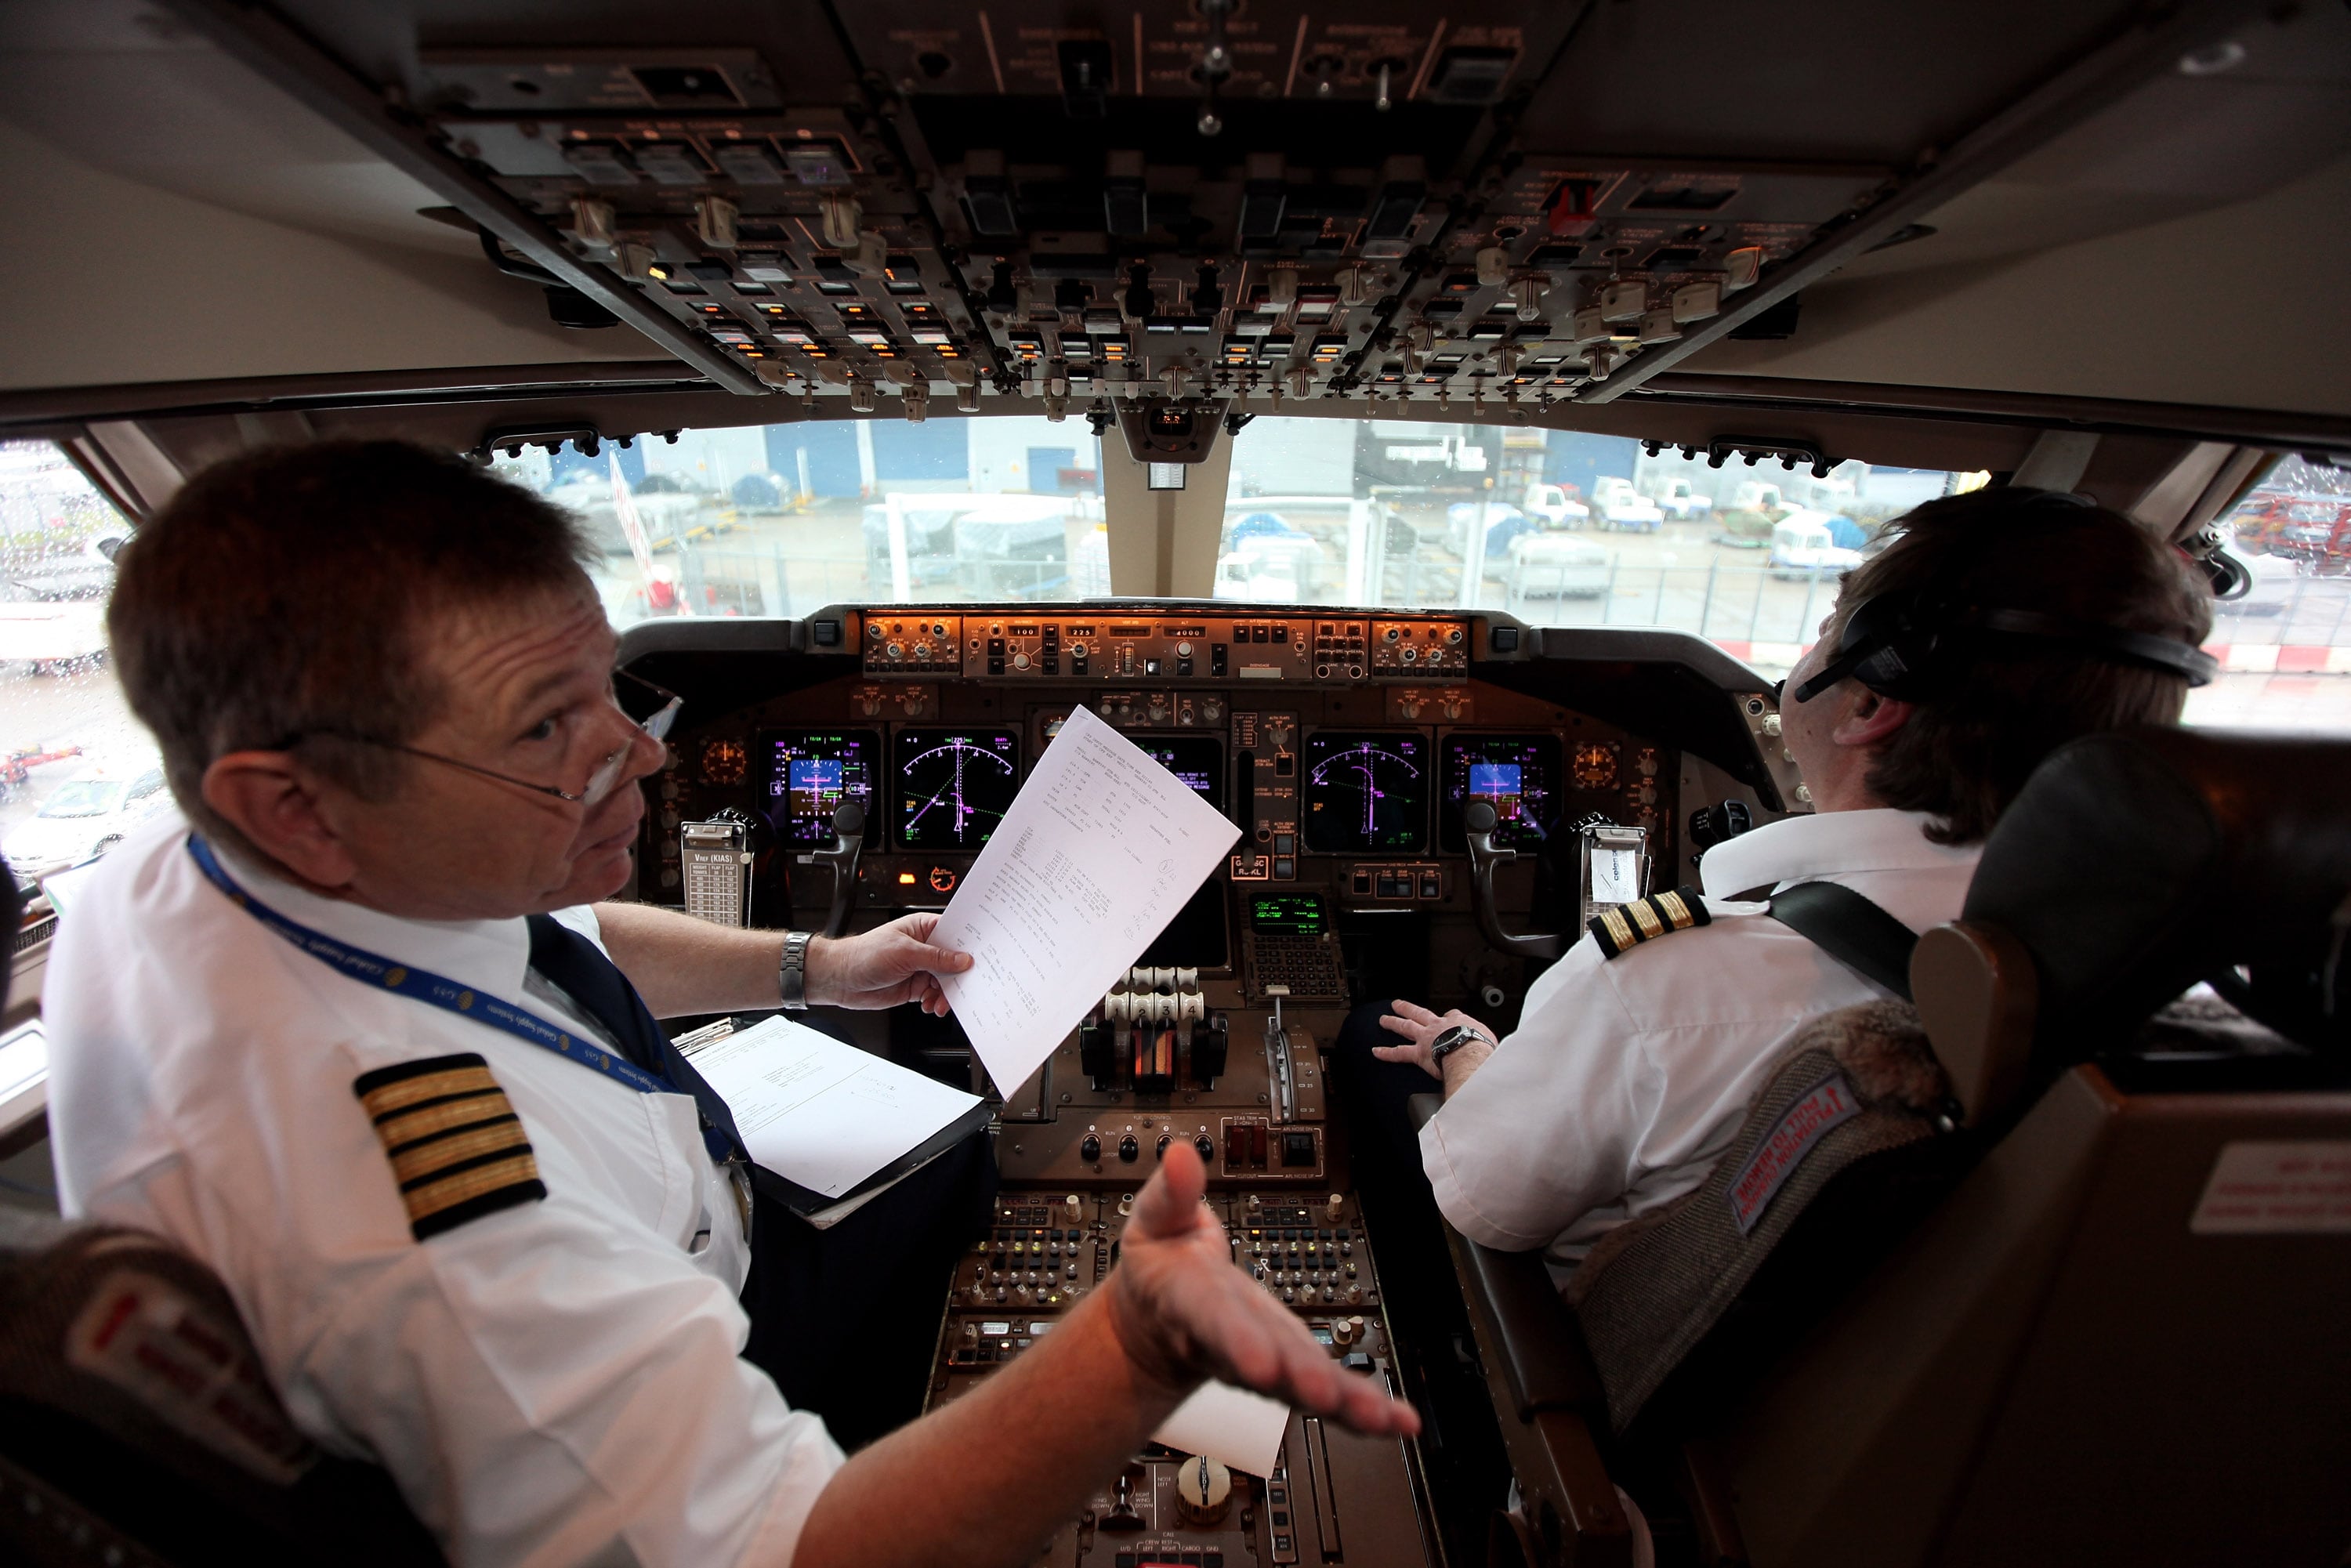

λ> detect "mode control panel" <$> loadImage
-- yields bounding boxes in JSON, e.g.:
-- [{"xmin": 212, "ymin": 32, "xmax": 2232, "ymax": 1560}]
[{"xmin": 856, "ymin": 612, "xmax": 1469, "ymax": 683}]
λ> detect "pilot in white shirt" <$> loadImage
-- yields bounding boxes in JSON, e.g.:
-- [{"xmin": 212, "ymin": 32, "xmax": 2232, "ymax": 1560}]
[
  {"xmin": 50, "ymin": 813, "xmax": 835, "ymax": 1566},
  {"xmin": 50, "ymin": 439, "xmax": 1415, "ymax": 1568},
  {"xmin": 1349, "ymin": 483, "xmax": 2212, "ymax": 1289},
  {"xmin": 1419, "ymin": 806, "xmax": 1978, "ymax": 1275}
]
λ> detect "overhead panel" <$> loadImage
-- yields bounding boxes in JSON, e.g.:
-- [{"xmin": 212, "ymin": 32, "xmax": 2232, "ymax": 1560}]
[{"xmin": 237, "ymin": 0, "xmax": 2246, "ymax": 418}]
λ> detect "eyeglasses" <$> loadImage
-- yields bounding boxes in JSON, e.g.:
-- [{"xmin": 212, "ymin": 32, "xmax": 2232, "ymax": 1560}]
[{"xmin": 310, "ymin": 669, "xmax": 683, "ymax": 807}]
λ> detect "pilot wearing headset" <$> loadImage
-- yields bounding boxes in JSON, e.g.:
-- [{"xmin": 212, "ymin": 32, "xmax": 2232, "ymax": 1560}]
[{"xmin": 1338, "ymin": 486, "xmax": 2216, "ymax": 1308}]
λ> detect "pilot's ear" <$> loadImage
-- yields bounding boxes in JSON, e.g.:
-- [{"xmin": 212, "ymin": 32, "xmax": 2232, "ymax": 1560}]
[
  {"xmin": 200, "ymin": 751, "xmax": 359, "ymax": 890},
  {"xmin": 1831, "ymin": 686, "xmax": 1914, "ymax": 750}
]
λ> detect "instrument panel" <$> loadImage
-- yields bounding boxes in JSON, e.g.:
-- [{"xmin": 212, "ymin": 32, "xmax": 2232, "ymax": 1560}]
[
  {"xmin": 637, "ymin": 605, "xmax": 1724, "ymax": 1568},
  {"xmin": 653, "ymin": 614, "xmax": 1679, "ymax": 922}
]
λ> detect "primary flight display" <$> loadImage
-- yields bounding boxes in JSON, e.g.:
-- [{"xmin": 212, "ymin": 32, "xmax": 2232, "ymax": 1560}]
[{"xmin": 765, "ymin": 729, "xmax": 882, "ymax": 844}]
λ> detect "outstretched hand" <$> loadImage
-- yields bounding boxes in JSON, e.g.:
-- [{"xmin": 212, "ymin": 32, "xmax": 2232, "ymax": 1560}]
[
  {"xmin": 1373, "ymin": 999, "xmax": 1491, "ymax": 1080},
  {"xmin": 808, "ymin": 912, "xmax": 972, "ymax": 1014},
  {"xmin": 1103, "ymin": 1143, "xmax": 1420, "ymax": 1439}
]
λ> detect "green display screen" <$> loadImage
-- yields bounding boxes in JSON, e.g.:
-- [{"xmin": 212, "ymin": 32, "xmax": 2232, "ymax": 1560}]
[{"xmin": 1249, "ymin": 895, "xmax": 1325, "ymax": 935}]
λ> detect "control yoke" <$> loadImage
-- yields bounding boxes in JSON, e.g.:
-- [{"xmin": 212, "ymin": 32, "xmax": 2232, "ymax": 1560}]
[
  {"xmin": 1463, "ymin": 801, "xmax": 1567, "ymax": 960},
  {"xmin": 803, "ymin": 801, "xmax": 865, "ymax": 938}
]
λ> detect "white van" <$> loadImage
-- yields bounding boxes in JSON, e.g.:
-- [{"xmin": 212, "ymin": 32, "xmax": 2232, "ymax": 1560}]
[{"xmin": 1767, "ymin": 511, "xmax": 1866, "ymax": 578}]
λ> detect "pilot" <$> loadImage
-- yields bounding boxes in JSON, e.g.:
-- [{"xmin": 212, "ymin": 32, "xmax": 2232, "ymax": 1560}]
[
  {"xmin": 45, "ymin": 441, "xmax": 1412, "ymax": 1567},
  {"xmin": 1337, "ymin": 486, "xmax": 2214, "ymax": 1302}
]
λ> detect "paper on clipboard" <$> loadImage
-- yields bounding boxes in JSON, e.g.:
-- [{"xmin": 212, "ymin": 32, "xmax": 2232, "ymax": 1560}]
[
  {"xmin": 689, "ymin": 1015, "xmax": 984, "ymax": 1200},
  {"xmin": 930, "ymin": 704, "xmax": 1239, "ymax": 1094}
]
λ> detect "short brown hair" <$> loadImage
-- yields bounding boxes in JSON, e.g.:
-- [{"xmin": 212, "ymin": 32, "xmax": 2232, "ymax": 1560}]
[
  {"xmin": 109, "ymin": 440, "xmax": 591, "ymax": 851},
  {"xmin": 1824, "ymin": 487, "xmax": 2212, "ymax": 844}
]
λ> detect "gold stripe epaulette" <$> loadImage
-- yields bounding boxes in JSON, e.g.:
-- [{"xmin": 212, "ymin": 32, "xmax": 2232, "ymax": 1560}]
[
  {"xmin": 1588, "ymin": 885, "xmax": 1712, "ymax": 960},
  {"xmin": 353, "ymin": 1052, "xmax": 545, "ymax": 1240}
]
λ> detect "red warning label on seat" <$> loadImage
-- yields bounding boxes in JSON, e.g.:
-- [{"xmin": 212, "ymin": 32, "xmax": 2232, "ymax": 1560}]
[
  {"xmin": 2190, "ymin": 1141, "xmax": 2351, "ymax": 1233},
  {"xmin": 1728, "ymin": 1071, "xmax": 1861, "ymax": 1235}
]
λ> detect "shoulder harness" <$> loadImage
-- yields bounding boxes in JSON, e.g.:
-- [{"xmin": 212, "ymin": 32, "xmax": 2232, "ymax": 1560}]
[
  {"xmin": 352, "ymin": 1052, "xmax": 546, "ymax": 1240},
  {"xmin": 1588, "ymin": 885, "xmax": 1712, "ymax": 960}
]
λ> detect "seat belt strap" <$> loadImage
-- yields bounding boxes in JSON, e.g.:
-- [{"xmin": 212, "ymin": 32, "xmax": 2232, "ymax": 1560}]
[{"xmin": 1767, "ymin": 881, "xmax": 1919, "ymax": 1001}]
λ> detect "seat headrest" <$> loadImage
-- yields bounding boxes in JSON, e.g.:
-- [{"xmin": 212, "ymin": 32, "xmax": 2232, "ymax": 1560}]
[{"xmin": 1962, "ymin": 727, "xmax": 2351, "ymax": 1055}]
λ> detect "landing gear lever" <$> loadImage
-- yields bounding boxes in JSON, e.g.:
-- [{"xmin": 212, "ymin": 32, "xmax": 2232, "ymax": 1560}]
[
  {"xmin": 1463, "ymin": 801, "xmax": 1567, "ymax": 960},
  {"xmin": 799, "ymin": 801, "xmax": 865, "ymax": 937}
]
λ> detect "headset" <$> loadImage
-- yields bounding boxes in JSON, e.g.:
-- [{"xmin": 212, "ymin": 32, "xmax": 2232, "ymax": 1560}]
[{"xmin": 1789, "ymin": 491, "xmax": 2219, "ymax": 704}]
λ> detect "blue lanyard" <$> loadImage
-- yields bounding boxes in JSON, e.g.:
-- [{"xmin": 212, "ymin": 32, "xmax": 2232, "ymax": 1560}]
[{"xmin": 186, "ymin": 835, "xmax": 681, "ymax": 1103}]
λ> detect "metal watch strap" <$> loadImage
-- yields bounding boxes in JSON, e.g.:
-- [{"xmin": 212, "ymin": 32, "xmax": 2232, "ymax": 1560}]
[
  {"xmin": 1429, "ymin": 1023, "xmax": 1491, "ymax": 1065},
  {"xmin": 778, "ymin": 930, "xmax": 813, "ymax": 1011}
]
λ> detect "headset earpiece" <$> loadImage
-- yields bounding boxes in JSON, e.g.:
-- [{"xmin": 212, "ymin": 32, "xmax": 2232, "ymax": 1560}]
[{"xmin": 1791, "ymin": 586, "xmax": 1942, "ymax": 704}]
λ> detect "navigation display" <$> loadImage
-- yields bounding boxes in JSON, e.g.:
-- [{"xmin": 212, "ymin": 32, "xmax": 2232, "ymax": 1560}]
[
  {"xmin": 1441, "ymin": 733, "xmax": 1563, "ymax": 851},
  {"xmin": 1136, "ymin": 735, "xmax": 1225, "ymax": 813},
  {"xmin": 894, "ymin": 729, "xmax": 1021, "ymax": 849},
  {"xmin": 763, "ymin": 730, "xmax": 881, "ymax": 845},
  {"xmin": 1301, "ymin": 731, "xmax": 1428, "ymax": 853}
]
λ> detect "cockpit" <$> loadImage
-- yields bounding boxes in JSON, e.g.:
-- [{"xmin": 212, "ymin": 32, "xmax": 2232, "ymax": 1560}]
[{"xmin": 0, "ymin": 2, "xmax": 2346, "ymax": 1565}]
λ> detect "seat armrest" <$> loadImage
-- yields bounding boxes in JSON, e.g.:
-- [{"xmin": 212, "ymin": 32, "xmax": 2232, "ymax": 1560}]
[
  {"xmin": 1452, "ymin": 1230, "xmax": 1610, "ymax": 1422},
  {"xmin": 1411, "ymin": 1093, "xmax": 1608, "ymax": 1421}
]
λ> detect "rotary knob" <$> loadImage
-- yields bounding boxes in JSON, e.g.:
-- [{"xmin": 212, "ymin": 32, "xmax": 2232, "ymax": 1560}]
[
  {"xmin": 1172, "ymin": 1455, "xmax": 1233, "ymax": 1526},
  {"xmin": 1175, "ymin": 640, "xmax": 1194, "ymax": 658},
  {"xmin": 1012, "ymin": 651, "xmax": 1031, "ymax": 670},
  {"xmin": 885, "ymin": 642, "xmax": 904, "ymax": 661}
]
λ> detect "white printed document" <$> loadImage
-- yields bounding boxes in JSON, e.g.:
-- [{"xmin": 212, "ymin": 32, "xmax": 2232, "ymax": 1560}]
[
  {"xmin": 690, "ymin": 1015, "xmax": 986, "ymax": 1205},
  {"xmin": 932, "ymin": 703, "xmax": 1241, "ymax": 1094},
  {"xmin": 1154, "ymin": 1378, "xmax": 1292, "ymax": 1478}
]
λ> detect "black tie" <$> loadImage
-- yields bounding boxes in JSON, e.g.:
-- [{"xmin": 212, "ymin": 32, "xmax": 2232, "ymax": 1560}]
[{"xmin": 523, "ymin": 914, "xmax": 745, "ymax": 1164}]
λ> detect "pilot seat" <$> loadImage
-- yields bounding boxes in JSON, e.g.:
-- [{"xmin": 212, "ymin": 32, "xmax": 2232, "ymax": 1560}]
[{"xmin": 1422, "ymin": 727, "xmax": 2351, "ymax": 1567}]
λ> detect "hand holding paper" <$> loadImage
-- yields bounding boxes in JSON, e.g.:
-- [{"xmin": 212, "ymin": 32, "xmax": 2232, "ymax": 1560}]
[
  {"xmin": 931, "ymin": 704, "xmax": 1239, "ymax": 1093},
  {"xmin": 1109, "ymin": 1143, "xmax": 1419, "ymax": 1468}
]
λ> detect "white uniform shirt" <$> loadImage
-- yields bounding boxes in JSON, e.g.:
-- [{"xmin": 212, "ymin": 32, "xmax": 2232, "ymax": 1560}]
[
  {"xmin": 45, "ymin": 812, "xmax": 843, "ymax": 1568},
  {"xmin": 1420, "ymin": 808, "xmax": 1981, "ymax": 1280}
]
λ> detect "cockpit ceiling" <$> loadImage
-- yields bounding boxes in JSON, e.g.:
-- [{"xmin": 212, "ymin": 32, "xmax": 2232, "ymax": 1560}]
[{"xmin": 0, "ymin": 0, "xmax": 2346, "ymax": 423}]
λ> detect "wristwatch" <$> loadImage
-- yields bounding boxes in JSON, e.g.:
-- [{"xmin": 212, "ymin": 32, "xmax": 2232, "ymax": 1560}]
[
  {"xmin": 1427, "ymin": 1023, "xmax": 1492, "ymax": 1067},
  {"xmin": 777, "ymin": 930, "xmax": 813, "ymax": 1011}
]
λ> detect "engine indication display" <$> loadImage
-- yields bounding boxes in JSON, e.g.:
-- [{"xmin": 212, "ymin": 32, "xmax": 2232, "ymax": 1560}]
[
  {"xmin": 1302, "ymin": 731, "xmax": 1427, "ymax": 853},
  {"xmin": 1135, "ymin": 735, "xmax": 1225, "ymax": 813},
  {"xmin": 1441, "ymin": 733, "xmax": 1563, "ymax": 852},
  {"xmin": 763, "ymin": 730, "xmax": 881, "ymax": 845},
  {"xmin": 895, "ymin": 729, "xmax": 1021, "ymax": 850}
]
